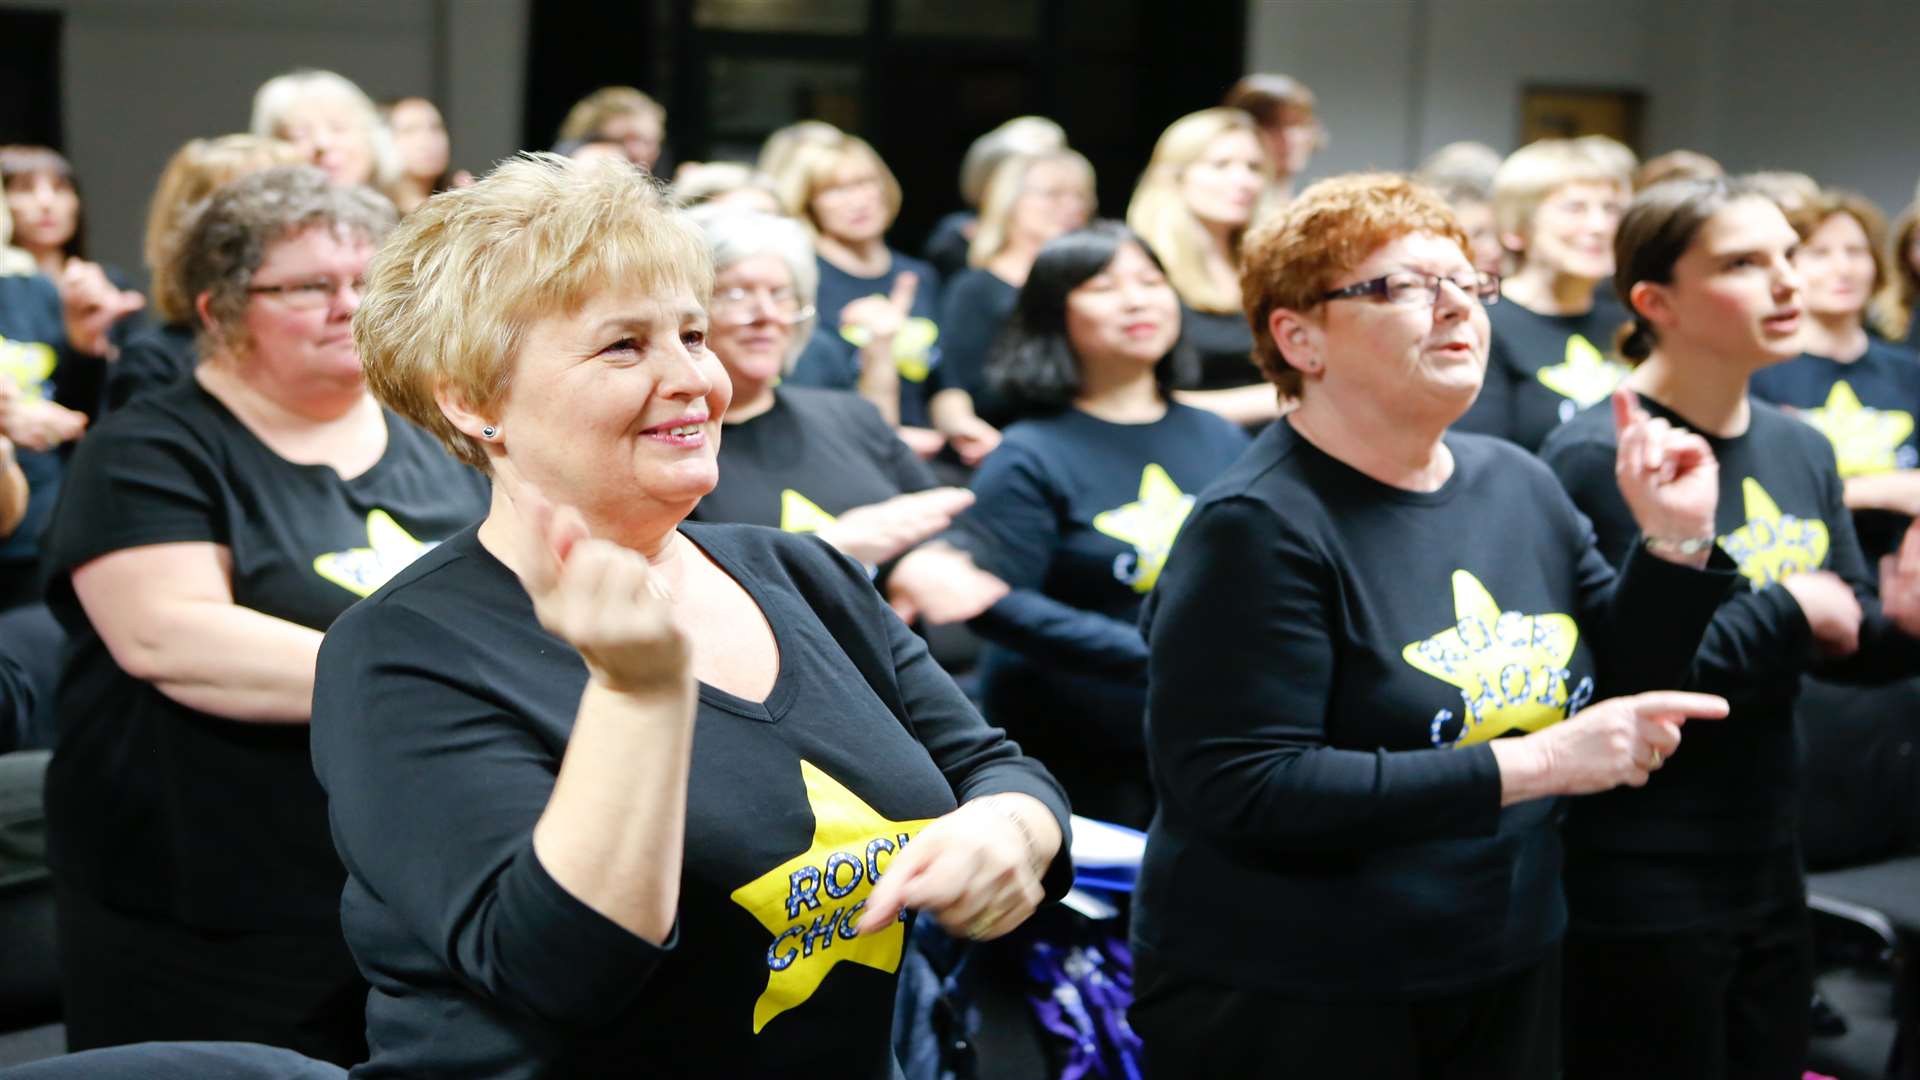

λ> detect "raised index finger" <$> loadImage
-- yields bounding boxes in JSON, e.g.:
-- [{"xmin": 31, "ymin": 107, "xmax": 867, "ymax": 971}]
[
  {"xmin": 888, "ymin": 272, "xmax": 919, "ymax": 315},
  {"xmin": 1631, "ymin": 691, "xmax": 1730, "ymax": 722},
  {"xmin": 1611, "ymin": 387, "xmax": 1647, "ymax": 435}
]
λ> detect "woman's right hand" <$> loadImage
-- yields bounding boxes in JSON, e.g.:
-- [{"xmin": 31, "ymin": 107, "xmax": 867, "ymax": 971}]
[
  {"xmin": 0, "ymin": 397, "xmax": 88, "ymax": 451},
  {"xmin": 1779, "ymin": 570, "xmax": 1863, "ymax": 657},
  {"xmin": 816, "ymin": 487, "xmax": 974, "ymax": 567},
  {"xmin": 1496, "ymin": 691, "xmax": 1729, "ymax": 802},
  {"xmin": 513, "ymin": 486, "xmax": 690, "ymax": 697}
]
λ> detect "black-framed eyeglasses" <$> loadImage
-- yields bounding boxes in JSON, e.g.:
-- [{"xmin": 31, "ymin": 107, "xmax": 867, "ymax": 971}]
[
  {"xmin": 245, "ymin": 276, "xmax": 365, "ymax": 310},
  {"xmin": 1321, "ymin": 270, "xmax": 1500, "ymax": 307}
]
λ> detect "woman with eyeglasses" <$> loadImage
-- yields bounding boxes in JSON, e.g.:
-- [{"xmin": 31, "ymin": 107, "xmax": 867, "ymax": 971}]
[
  {"xmin": 36, "ymin": 165, "xmax": 488, "ymax": 1063},
  {"xmin": 1455, "ymin": 136, "xmax": 1638, "ymax": 452},
  {"xmin": 688, "ymin": 209, "xmax": 1008, "ymax": 627},
  {"xmin": 1131, "ymin": 174, "xmax": 1736, "ymax": 1078}
]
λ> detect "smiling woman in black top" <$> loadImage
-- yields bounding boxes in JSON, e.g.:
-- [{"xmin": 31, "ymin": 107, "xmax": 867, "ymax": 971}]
[
  {"xmin": 40, "ymin": 166, "xmax": 488, "ymax": 1063},
  {"xmin": 1131, "ymin": 174, "xmax": 1736, "ymax": 1079},
  {"xmin": 318, "ymin": 154, "xmax": 1070, "ymax": 1078},
  {"xmin": 963, "ymin": 222, "xmax": 1247, "ymax": 829},
  {"xmin": 1541, "ymin": 177, "xmax": 1920, "ymax": 1080}
]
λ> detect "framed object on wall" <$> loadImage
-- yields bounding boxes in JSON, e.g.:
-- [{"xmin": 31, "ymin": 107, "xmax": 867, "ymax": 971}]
[{"xmin": 1519, "ymin": 85, "xmax": 1645, "ymax": 152}]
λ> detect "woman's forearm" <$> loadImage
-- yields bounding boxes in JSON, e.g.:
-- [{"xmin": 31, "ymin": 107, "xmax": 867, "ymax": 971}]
[
  {"xmin": 532, "ymin": 678, "xmax": 698, "ymax": 945},
  {"xmin": 128, "ymin": 601, "xmax": 322, "ymax": 722},
  {"xmin": 0, "ymin": 450, "xmax": 25, "ymax": 539},
  {"xmin": 857, "ymin": 340, "xmax": 902, "ymax": 426},
  {"xmin": 1172, "ymin": 384, "xmax": 1288, "ymax": 427},
  {"xmin": 1843, "ymin": 471, "xmax": 1920, "ymax": 515}
]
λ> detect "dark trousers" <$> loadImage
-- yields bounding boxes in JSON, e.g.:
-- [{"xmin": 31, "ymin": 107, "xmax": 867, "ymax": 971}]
[
  {"xmin": 1562, "ymin": 894, "xmax": 1812, "ymax": 1080},
  {"xmin": 56, "ymin": 884, "xmax": 369, "ymax": 1067},
  {"xmin": 1131, "ymin": 953, "xmax": 1560, "ymax": 1079}
]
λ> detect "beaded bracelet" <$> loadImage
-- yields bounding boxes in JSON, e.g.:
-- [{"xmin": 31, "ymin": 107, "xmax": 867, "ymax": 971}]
[{"xmin": 1643, "ymin": 534, "xmax": 1717, "ymax": 558}]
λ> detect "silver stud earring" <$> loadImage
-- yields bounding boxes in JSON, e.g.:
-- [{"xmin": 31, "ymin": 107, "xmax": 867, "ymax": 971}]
[{"xmin": 481, "ymin": 425, "xmax": 498, "ymax": 440}]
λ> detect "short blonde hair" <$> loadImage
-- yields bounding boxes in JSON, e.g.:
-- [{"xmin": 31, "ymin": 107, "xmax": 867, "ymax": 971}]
[
  {"xmin": 958, "ymin": 116, "xmax": 1067, "ymax": 208},
  {"xmin": 250, "ymin": 69, "xmax": 399, "ymax": 189},
  {"xmin": 1126, "ymin": 107, "xmax": 1271, "ymax": 313},
  {"xmin": 756, "ymin": 120, "xmax": 843, "ymax": 189},
  {"xmin": 556, "ymin": 86, "xmax": 666, "ymax": 144},
  {"xmin": 145, "ymin": 135, "xmax": 305, "ymax": 324},
  {"xmin": 775, "ymin": 133, "xmax": 903, "ymax": 238},
  {"xmin": 968, "ymin": 149, "xmax": 1095, "ymax": 268},
  {"xmin": 1242, "ymin": 173, "xmax": 1470, "ymax": 398},
  {"xmin": 356, "ymin": 153, "xmax": 712, "ymax": 471},
  {"xmin": 1491, "ymin": 136, "xmax": 1633, "ymax": 245},
  {"xmin": 1742, "ymin": 170, "xmax": 1822, "ymax": 216}
]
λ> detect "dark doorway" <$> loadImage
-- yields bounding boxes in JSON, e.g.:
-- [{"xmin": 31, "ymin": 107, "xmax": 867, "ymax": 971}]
[
  {"xmin": 523, "ymin": 0, "xmax": 1246, "ymax": 253},
  {"xmin": 0, "ymin": 9, "xmax": 64, "ymax": 149}
]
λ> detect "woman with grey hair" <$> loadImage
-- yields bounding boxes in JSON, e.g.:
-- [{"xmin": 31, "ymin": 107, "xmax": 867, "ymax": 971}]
[
  {"xmin": 36, "ymin": 164, "xmax": 488, "ymax": 1062},
  {"xmin": 251, "ymin": 69, "xmax": 397, "ymax": 190},
  {"xmin": 688, "ymin": 208, "xmax": 1006, "ymax": 625}
]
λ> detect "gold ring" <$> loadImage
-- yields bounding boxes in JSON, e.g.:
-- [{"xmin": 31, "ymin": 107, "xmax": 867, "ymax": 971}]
[
  {"xmin": 1649, "ymin": 749, "xmax": 1663, "ymax": 769},
  {"xmin": 967, "ymin": 915, "xmax": 996, "ymax": 940}
]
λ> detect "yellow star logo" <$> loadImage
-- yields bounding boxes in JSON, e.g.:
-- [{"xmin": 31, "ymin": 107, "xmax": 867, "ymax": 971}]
[
  {"xmin": 1718, "ymin": 477, "xmax": 1829, "ymax": 591},
  {"xmin": 1092, "ymin": 464, "xmax": 1196, "ymax": 595},
  {"xmin": 1796, "ymin": 380, "xmax": 1915, "ymax": 478},
  {"xmin": 1535, "ymin": 333, "xmax": 1630, "ymax": 407},
  {"xmin": 778, "ymin": 489, "xmax": 838, "ymax": 534},
  {"xmin": 0, "ymin": 335, "xmax": 59, "ymax": 400},
  {"xmin": 1401, "ymin": 571, "xmax": 1585, "ymax": 747},
  {"xmin": 729, "ymin": 760, "xmax": 933, "ymax": 1034},
  {"xmin": 839, "ymin": 314, "xmax": 941, "ymax": 383},
  {"xmin": 311, "ymin": 509, "xmax": 435, "ymax": 598}
]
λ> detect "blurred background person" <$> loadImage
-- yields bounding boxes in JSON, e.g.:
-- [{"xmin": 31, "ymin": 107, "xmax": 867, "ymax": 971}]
[
  {"xmin": 669, "ymin": 161, "xmax": 782, "ymax": 215},
  {"xmin": 1, "ymin": 146, "xmax": 87, "ymax": 280},
  {"xmin": 1221, "ymin": 72, "xmax": 1326, "ymax": 203},
  {"xmin": 382, "ymin": 96, "xmax": 468, "ymax": 214},
  {"xmin": 1415, "ymin": 141, "xmax": 1507, "ymax": 277},
  {"xmin": 1633, "ymin": 148, "xmax": 1725, "ymax": 192},
  {"xmin": 250, "ymin": 68, "xmax": 397, "ymax": 191},
  {"xmin": 1743, "ymin": 170, "xmax": 1822, "ymax": 217},
  {"xmin": 1127, "ymin": 107, "xmax": 1280, "ymax": 428},
  {"xmin": 1455, "ymin": 136, "xmax": 1636, "ymax": 452},
  {"xmin": 1871, "ymin": 199, "xmax": 1920, "ymax": 351},
  {"xmin": 922, "ymin": 115, "xmax": 1068, "ymax": 281},
  {"xmin": 555, "ymin": 85, "xmax": 666, "ymax": 174}
]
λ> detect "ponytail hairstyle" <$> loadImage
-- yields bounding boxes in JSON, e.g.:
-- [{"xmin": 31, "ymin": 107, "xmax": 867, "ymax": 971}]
[{"xmin": 1611, "ymin": 176, "xmax": 1761, "ymax": 362}]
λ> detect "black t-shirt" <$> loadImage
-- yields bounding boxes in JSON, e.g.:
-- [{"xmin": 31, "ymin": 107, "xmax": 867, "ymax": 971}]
[
  {"xmin": 1541, "ymin": 396, "xmax": 1920, "ymax": 932},
  {"xmin": 1750, "ymin": 340, "xmax": 1920, "ymax": 563},
  {"xmin": 311, "ymin": 523, "xmax": 1072, "ymax": 1079},
  {"xmin": 963, "ymin": 404, "xmax": 1248, "ymax": 827},
  {"xmin": 1131, "ymin": 422, "xmax": 1737, "ymax": 1000},
  {"xmin": 1454, "ymin": 295, "xmax": 1632, "ymax": 452},
  {"xmin": 935, "ymin": 268, "xmax": 1019, "ymax": 424},
  {"xmin": 105, "ymin": 319, "xmax": 197, "ymax": 413},
  {"xmin": 40, "ymin": 379, "xmax": 489, "ymax": 932},
  {"xmin": 922, "ymin": 211, "xmax": 975, "ymax": 283},
  {"xmin": 1177, "ymin": 304, "xmax": 1259, "ymax": 392},
  {"xmin": 692, "ymin": 387, "xmax": 935, "ymax": 533},
  {"xmin": 0, "ymin": 271, "xmax": 92, "ymax": 569},
  {"xmin": 791, "ymin": 252, "xmax": 945, "ymax": 429}
]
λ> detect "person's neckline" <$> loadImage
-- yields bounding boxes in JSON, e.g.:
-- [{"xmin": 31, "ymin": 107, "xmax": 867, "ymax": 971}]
[{"xmin": 188, "ymin": 373, "xmax": 395, "ymax": 483}]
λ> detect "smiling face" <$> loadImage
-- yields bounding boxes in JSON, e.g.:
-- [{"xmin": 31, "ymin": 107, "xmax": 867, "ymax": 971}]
[
  {"xmin": 810, "ymin": 158, "xmax": 890, "ymax": 245},
  {"xmin": 491, "ymin": 283, "xmax": 729, "ymax": 533},
  {"xmin": 1517, "ymin": 179, "xmax": 1626, "ymax": 282},
  {"xmin": 238, "ymin": 224, "xmax": 375, "ymax": 396},
  {"xmin": 1064, "ymin": 241, "xmax": 1183, "ymax": 373},
  {"xmin": 1314, "ymin": 230, "xmax": 1491, "ymax": 416},
  {"xmin": 708, "ymin": 253, "xmax": 799, "ymax": 402},
  {"xmin": 1178, "ymin": 129, "xmax": 1267, "ymax": 230},
  {"xmin": 3, "ymin": 170, "xmax": 77, "ymax": 254},
  {"xmin": 1641, "ymin": 196, "xmax": 1804, "ymax": 371},
  {"xmin": 279, "ymin": 96, "xmax": 376, "ymax": 187},
  {"xmin": 1794, "ymin": 211, "xmax": 1877, "ymax": 320}
]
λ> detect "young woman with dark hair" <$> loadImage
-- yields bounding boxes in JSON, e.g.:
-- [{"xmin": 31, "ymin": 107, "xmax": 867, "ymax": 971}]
[
  {"xmin": 962, "ymin": 222, "xmax": 1247, "ymax": 828},
  {"xmin": 1539, "ymin": 177, "xmax": 1920, "ymax": 1079}
]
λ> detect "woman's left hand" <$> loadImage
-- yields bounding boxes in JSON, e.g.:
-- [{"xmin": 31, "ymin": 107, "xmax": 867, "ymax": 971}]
[
  {"xmin": 59, "ymin": 258, "xmax": 145, "ymax": 359},
  {"xmin": 1879, "ymin": 519, "xmax": 1920, "ymax": 638},
  {"xmin": 1614, "ymin": 389, "xmax": 1718, "ymax": 563},
  {"xmin": 857, "ymin": 794, "xmax": 1059, "ymax": 942}
]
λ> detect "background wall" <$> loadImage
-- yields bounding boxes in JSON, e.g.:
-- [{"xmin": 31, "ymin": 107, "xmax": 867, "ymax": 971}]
[
  {"xmin": 1248, "ymin": 0, "xmax": 1920, "ymax": 216},
  {"xmin": 7, "ymin": 0, "xmax": 527, "ymax": 277}
]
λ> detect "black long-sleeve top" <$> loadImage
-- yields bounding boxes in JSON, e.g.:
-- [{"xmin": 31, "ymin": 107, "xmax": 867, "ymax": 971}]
[
  {"xmin": 935, "ymin": 268, "xmax": 1018, "ymax": 426},
  {"xmin": 1541, "ymin": 396, "xmax": 1920, "ymax": 932},
  {"xmin": 311, "ymin": 523, "xmax": 1072, "ymax": 1079},
  {"xmin": 961, "ymin": 404, "xmax": 1247, "ymax": 826},
  {"xmin": 1131, "ymin": 421, "xmax": 1737, "ymax": 1000},
  {"xmin": 1453, "ymin": 295, "xmax": 1632, "ymax": 452}
]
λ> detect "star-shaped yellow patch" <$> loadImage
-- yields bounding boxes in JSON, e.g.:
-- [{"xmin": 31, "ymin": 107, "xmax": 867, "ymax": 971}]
[
  {"xmin": 0, "ymin": 334, "xmax": 59, "ymax": 399},
  {"xmin": 1401, "ymin": 571, "xmax": 1584, "ymax": 747},
  {"xmin": 1092, "ymin": 463, "xmax": 1195, "ymax": 594},
  {"xmin": 1535, "ymin": 332, "xmax": 1630, "ymax": 407},
  {"xmin": 312, "ymin": 509, "xmax": 435, "ymax": 598},
  {"xmin": 1795, "ymin": 380, "xmax": 1915, "ymax": 478},
  {"xmin": 730, "ymin": 760, "xmax": 933, "ymax": 1034},
  {"xmin": 778, "ymin": 489, "xmax": 838, "ymax": 534},
  {"xmin": 839, "ymin": 314, "xmax": 941, "ymax": 383},
  {"xmin": 1718, "ymin": 477, "xmax": 1829, "ymax": 591}
]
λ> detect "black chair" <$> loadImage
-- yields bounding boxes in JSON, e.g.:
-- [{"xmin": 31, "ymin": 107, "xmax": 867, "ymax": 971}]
[
  {"xmin": 1808, "ymin": 856, "xmax": 1920, "ymax": 1080},
  {"xmin": 0, "ymin": 751, "xmax": 61, "ymax": 1069}
]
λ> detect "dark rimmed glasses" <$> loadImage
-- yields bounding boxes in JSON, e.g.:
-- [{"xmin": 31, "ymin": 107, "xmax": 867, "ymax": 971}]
[{"xmin": 1321, "ymin": 270, "xmax": 1501, "ymax": 308}]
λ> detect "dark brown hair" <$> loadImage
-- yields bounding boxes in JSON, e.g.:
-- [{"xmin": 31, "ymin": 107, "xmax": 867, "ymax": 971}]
[{"xmin": 1612, "ymin": 176, "xmax": 1760, "ymax": 361}]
